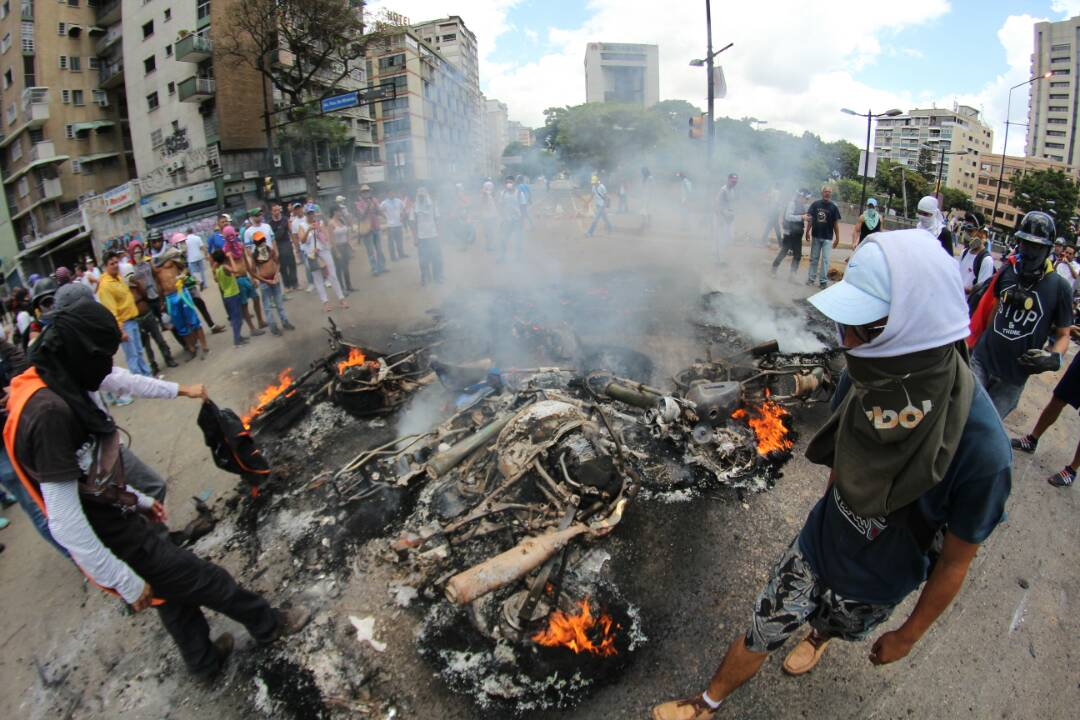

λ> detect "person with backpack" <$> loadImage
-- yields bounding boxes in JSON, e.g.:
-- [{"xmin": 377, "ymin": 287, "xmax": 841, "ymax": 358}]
[
  {"xmin": 770, "ymin": 189, "xmax": 810, "ymax": 279},
  {"xmin": 850, "ymin": 197, "xmax": 884, "ymax": 247},
  {"xmin": 585, "ymin": 174, "xmax": 614, "ymax": 237},
  {"xmin": 969, "ymin": 211, "xmax": 1073, "ymax": 419},
  {"xmin": 957, "ymin": 231, "xmax": 995, "ymax": 294},
  {"xmin": 652, "ymin": 229, "xmax": 1012, "ymax": 720}
]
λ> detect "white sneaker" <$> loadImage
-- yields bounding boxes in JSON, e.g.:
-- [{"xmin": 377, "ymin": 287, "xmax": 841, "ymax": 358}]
[
  {"xmin": 114, "ymin": 395, "xmax": 135, "ymax": 407},
  {"xmin": 324, "ymin": 280, "xmax": 331, "ymax": 288},
  {"xmin": 305, "ymin": 286, "xmax": 314, "ymax": 293}
]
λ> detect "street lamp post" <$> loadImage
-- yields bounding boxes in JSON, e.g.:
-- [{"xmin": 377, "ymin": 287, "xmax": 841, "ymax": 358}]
[
  {"xmin": 992, "ymin": 71, "xmax": 1053, "ymax": 232},
  {"xmin": 841, "ymin": 107, "xmax": 903, "ymax": 208},
  {"xmin": 924, "ymin": 144, "xmax": 971, "ymax": 194}
]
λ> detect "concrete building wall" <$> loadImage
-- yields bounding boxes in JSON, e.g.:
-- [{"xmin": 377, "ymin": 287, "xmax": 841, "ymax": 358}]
[
  {"xmin": 484, "ymin": 97, "xmax": 508, "ymax": 178},
  {"xmin": 874, "ymin": 105, "xmax": 993, "ymax": 196},
  {"xmin": 121, "ymin": 0, "xmax": 213, "ymax": 197},
  {"xmin": 0, "ymin": 0, "xmax": 131, "ymax": 268},
  {"xmin": 584, "ymin": 42, "xmax": 659, "ymax": 108},
  {"xmin": 209, "ymin": 0, "xmax": 267, "ymax": 152},
  {"xmin": 1027, "ymin": 18, "xmax": 1080, "ymax": 165}
]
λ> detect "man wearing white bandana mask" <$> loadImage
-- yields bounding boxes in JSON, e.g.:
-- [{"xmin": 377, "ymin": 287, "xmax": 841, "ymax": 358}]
[
  {"xmin": 651, "ymin": 229, "xmax": 1012, "ymax": 720},
  {"xmin": 916, "ymin": 195, "xmax": 954, "ymax": 256}
]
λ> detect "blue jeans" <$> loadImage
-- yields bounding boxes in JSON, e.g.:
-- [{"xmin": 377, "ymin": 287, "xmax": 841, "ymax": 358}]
[
  {"xmin": 807, "ymin": 236, "xmax": 833, "ymax": 285},
  {"xmin": 0, "ymin": 448, "xmax": 69, "ymax": 556},
  {"xmin": 189, "ymin": 259, "xmax": 207, "ymax": 288},
  {"xmin": 258, "ymin": 282, "xmax": 290, "ymax": 331},
  {"xmin": 587, "ymin": 206, "xmax": 613, "ymax": 236},
  {"xmin": 223, "ymin": 294, "xmax": 244, "ymax": 344},
  {"xmin": 121, "ymin": 319, "xmax": 152, "ymax": 376}
]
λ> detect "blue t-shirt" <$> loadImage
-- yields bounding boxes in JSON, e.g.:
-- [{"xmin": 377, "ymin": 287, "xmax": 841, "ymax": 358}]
[
  {"xmin": 207, "ymin": 231, "xmax": 225, "ymax": 255},
  {"xmin": 798, "ymin": 374, "xmax": 1012, "ymax": 605}
]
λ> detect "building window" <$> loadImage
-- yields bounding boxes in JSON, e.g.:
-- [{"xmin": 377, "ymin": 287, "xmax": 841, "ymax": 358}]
[
  {"xmin": 1, "ymin": 34, "xmax": 10, "ymax": 54},
  {"xmin": 88, "ymin": 56, "xmax": 99, "ymax": 70},
  {"xmin": 1046, "ymin": 142, "xmax": 1066, "ymax": 149},
  {"xmin": 1051, "ymin": 81, "xmax": 1070, "ymax": 88},
  {"xmin": 1049, "ymin": 105, "xmax": 1068, "ymax": 112},
  {"xmin": 71, "ymin": 159, "xmax": 82, "ymax": 174},
  {"xmin": 58, "ymin": 55, "xmax": 67, "ymax": 70},
  {"xmin": 165, "ymin": 44, "xmax": 172, "ymax": 58},
  {"xmin": 378, "ymin": 53, "xmax": 406, "ymax": 71},
  {"xmin": 65, "ymin": 123, "xmax": 75, "ymax": 139},
  {"xmin": 441, "ymin": 33, "xmax": 457, "ymax": 42},
  {"xmin": 72, "ymin": 89, "xmax": 84, "ymax": 105},
  {"xmin": 1048, "ymin": 117, "xmax": 1068, "ymax": 124},
  {"xmin": 1052, "ymin": 56, "xmax": 1071, "ymax": 64},
  {"xmin": 2, "ymin": 68, "xmax": 9, "ymax": 89},
  {"xmin": 93, "ymin": 89, "xmax": 108, "ymax": 106},
  {"xmin": 167, "ymin": 81, "xmax": 175, "ymax": 95},
  {"xmin": 69, "ymin": 56, "xmax": 81, "ymax": 72},
  {"xmin": 1055, "ymin": 68, "xmax": 1071, "ymax": 75},
  {"xmin": 1052, "ymin": 43, "xmax": 1071, "ymax": 52},
  {"xmin": 164, "ymin": 8, "xmax": 171, "ymax": 22},
  {"xmin": 67, "ymin": 0, "xmax": 79, "ymax": 6},
  {"xmin": 144, "ymin": 55, "xmax": 156, "ymax": 74},
  {"xmin": 147, "ymin": 91, "xmax": 159, "ymax": 111},
  {"xmin": 0, "ymin": 3, "xmax": 7, "ymax": 20},
  {"xmin": 1048, "ymin": 130, "xmax": 1067, "ymax": 137},
  {"xmin": 151, "ymin": 128, "xmax": 164, "ymax": 147},
  {"xmin": 10, "ymin": 140, "xmax": 21, "ymax": 163},
  {"xmin": 1050, "ymin": 93, "xmax": 1070, "ymax": 99},
  {"xmin": 142, "ymin": 21, "xmax": 154, "ymax": 39},
  {"xmin": 57, "ymin": 22, "xmax": 66, "ymax": 35},
  {"xmin": 61, "ymin": 89, "xmax": 71, "ymax": 103}
]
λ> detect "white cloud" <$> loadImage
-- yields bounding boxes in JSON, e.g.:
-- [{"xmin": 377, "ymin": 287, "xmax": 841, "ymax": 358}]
[{"xmin": 1051, "ymin": 1, "xmax": 1080, "ymax": 17}]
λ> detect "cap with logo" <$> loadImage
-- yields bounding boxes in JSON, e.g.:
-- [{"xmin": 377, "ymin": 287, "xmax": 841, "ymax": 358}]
[{"xmin": 808, "ymin": 241, "xmax": 891, "ymax": 326}]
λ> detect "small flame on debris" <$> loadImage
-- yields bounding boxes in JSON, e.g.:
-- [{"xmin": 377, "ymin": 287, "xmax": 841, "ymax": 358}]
[
  {"xmin": 732, "ymin": 397, "xmax": 794, "ymax": 457},
  {"xmin": 337, "ymin": 347, "xmax": 368, "ymax": 374},
  {"xmin": 531, "ymin": 597, "xmax": 619, "ymax": 657},
  {"xmin": 241, "ymin": 368, "xmax": 295, "ymax": 429}
]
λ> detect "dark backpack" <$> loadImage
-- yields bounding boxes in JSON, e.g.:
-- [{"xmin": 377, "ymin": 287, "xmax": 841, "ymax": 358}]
[
  {"xmin": 197, "ymin": 400, "xmax": 271, "ymax": 482},
  {"xmin": 965, "ymin": 253, "xmax": 995, "ymax": 317}
]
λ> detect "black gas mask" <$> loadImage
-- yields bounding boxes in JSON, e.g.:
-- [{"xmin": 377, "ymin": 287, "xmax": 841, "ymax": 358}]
[{"xmin": 1017, "ymin": 240, "xmax": 1051, "ymax": 284}]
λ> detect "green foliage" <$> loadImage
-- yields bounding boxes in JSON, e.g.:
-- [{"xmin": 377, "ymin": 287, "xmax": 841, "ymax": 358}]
[
  {"xmin": 1009, "ymin": 169, "xmax": 1080, "ymax": 229},
  {"xmin": 546, "ymin": 103, "xmax": 666, "ymax": 172},
  {"xmin": 939, "ymin": 187, "xmax": 974, "ymax": 213},
  {"xmin": 278, "ymin": 112, "xmax": 350, "ymax": 146},
  {"xmin": 871, "ymin": 159, "xmax": 930, "ymax": 216},
  {"xmin": 835, "ymin": 178, "xmax": 864, "ymax": 204},
  {"xmin": 648, "ymin": 99, "xmax": 704, "ymax": 135},
  {"xmin": 829, "ymin": 140, "xmax": 862, "ymax": 179},
  {"xmin": 915, "ymin": 147, "xmax": 936, "ymax": 180}
]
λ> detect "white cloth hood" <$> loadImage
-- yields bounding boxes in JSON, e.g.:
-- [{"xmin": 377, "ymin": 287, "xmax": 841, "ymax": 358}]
[
  {"xmin": 916, "ymin": 196, "xmax": 945, "ymax": 238},
  {"xmin": 848, "ymin": 229, "xmax": 970, "ymax": 359}
]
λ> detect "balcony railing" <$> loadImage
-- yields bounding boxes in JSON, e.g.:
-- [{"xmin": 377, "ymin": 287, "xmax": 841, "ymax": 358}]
[
  {"xmin": 99, "ymin": 59, "xmax": 124, "ymax": 88},
  {"xmin": 29, "ymin": 140, "xmax": 55, "ymax": 162},
  {"xmin": 95, "ymin": 0, "xmax": 121, "ymax": 26},
  {"xmin": 42, "ymin": 207, "xmax": 84, "ymax": 238},
  {"xmin": 175, "ymin": 33, "xmax": 213, "ymax": 63},
  {"xmin": 178, "ymin": 76, "xmax": 215, "ymax": 102},
  {"xmin": 95, "ymin": 24, "xmax": 123, "ymax": 55},
  {"xmin": 21, "ymin": 87, "xmax": 49, "ymax": 127}
]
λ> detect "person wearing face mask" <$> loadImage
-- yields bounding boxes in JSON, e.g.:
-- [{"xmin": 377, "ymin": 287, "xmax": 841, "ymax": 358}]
[
  {"xmin": 969, "ymin": 211, "xmax": 1073, "ymax": 419},
  {"xmin": 2, "ymin": 300, "xmax": 311, "ymax": 678},
  {"xmin": 851, "ymin": 197, "xmax": 884, "ymax": 247},
  {"xmin": 916, "ymin": 195, "xmax": 953, "ymax": 256},
  {"xmin": 651, "ymin": 229, "xmax": 1012, "ymax": 720}
]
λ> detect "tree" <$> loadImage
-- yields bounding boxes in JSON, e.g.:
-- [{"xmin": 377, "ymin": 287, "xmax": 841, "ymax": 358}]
[
  {"xmin": 648, "ymin": 99, "xmax": 704, "ymax": 136},
  {"xmin": 828, "ymin": 140, "xmax": 862, "ymax": 179},
  {"xmin": 835, "ymin": 178, "xmax": 864, "ymax": 204},
  {"xmin": 217, "ymin": 0, "xmax": 390, "ymax": 191},
  {"xmin": 1010, "ymin": 169, "xmax": 1080, "ymax": 231},
  {"xmin": 545, "ymin": 103, "xmax": 666, "ymax": 173},
  {"xmin": 939, "ymin": 187, "xmax": 974, "ymax": 214},
  {"xmin": 915, "ymin": 147, "xmax": 936, "ymax": 181},
  {"xmin": 873, "ymin": 159, "xmax": 930, "ymax": 216}
]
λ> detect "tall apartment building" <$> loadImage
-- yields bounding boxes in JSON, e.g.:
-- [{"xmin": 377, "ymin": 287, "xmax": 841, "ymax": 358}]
[
  {"xmin": 365, "ymin": 27, "xmax": 480, "ymax": 184},
  {"xmin": 873, "ymin": 105, "xmax": 992, "ymax": 196},
  {"xmin": 584, "ymin": 42, "xmax": 659, "ymax": 108},
  {"xmin": 1027, "ymin": 17, "xmax": 1080, "ymax": 166},
  {"xmin": 0, "ymin": 0, "xmax": 134, "ymax": 273},
  {"xmin": 973, "ymin": 153, "xmax": 1076, "ymax": 229},
  {"xmin": 411, "ymin": 16, "xmax": 482, "ymax": 174},
  {"xmin": 484, "ymin": 96, "xmax": 508, "ymax": 178}
]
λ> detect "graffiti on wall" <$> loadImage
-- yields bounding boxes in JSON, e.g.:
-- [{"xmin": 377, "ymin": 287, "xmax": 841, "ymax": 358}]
[{"xmin": 139, "ymin": 141, "xmax": 218, "ymax": 195}]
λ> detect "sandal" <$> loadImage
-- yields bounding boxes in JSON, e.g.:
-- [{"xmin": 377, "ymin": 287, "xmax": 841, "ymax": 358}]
[
  {"xmin": 1048, "ymin": 467, "xmax": 1075, "ymax": 487},
  {"xmin": 651, "ymin": 696, "xmax": 716, "ymax": 720},
  {"xmin": 782, "ymin": 631, "xmax": 831, "ymax": 675}
]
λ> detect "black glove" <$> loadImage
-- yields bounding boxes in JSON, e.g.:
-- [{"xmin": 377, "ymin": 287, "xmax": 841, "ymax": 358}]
[{"xmin": 1018, "ymin": 349, "xmax": 1062, "ymax": 374}]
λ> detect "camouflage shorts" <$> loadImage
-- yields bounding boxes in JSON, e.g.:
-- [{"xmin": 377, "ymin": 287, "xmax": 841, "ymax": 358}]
[{"xmin": 745, "ymin": 538, "xmax": 896, "ymax": 653}]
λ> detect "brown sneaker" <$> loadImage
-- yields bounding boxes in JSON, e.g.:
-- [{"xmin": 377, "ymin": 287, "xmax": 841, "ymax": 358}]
[
  {"xmin": 651, "ymin": 697, "xmax": 716, "ymax": 720},
  {"xmin": 264, "ymin": 606, "xmax": 311, "ymax": 644},
  {"xmin": 782, "ymin": 631, "xmax": 831, "ymax": 675}
]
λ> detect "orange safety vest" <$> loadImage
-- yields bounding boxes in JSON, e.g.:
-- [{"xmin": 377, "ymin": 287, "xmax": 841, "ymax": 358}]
[{"xmin": 3, "ymin": 368, "xmax": 163, "ymax": 606}]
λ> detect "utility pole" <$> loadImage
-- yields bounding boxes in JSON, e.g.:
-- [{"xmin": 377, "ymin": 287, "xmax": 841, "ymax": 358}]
[{"xmin": 705, "ymin": 0, "xmax": 714, "ymax": 172}]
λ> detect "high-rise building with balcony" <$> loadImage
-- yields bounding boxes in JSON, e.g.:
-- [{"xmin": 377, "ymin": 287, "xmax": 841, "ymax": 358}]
[
  {"xmin": 365, "ymin": 26, "xmax": 480, "ymax": 184},
  {"xmin": 873, "ymin": 105, "xmax": 993, "ymax": 196},
  {"xmin": 1027, "ymin": 17, "xmax": 1080, "ymax": 167},
  {"xmin": 0, "ymin": 0, "xmax": 134, "ymax": 273},
  {"xmin": 584, "ymin": 42, "xmax": 659, "ymax": 108}
]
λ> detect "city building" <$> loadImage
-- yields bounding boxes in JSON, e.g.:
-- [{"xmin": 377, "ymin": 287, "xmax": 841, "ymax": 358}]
[
  {"xmin": 484, "ymin": 96, "xmax": 508, "ymax": 178},
  {"xmin": 507, "ymin": 120, "xmax": 531, "ymax": 147},
  {"xmin": 584, "ymin": 42, "xmax": 659, "ymax": 108},
  {"xmin": 873, "ymin": 105, "xmax": 992, "ymax": 196},
  {"xmin": 973, "ymin": 153, "xmax": 1076, "ymax": 229},
  {"xmin": 0, "ymin": 0, "xmax": 134, "ymax": 273},
  {"xmin": 1027, "ymin": 17, "xmax": 1080, "ymax": 165},
  {"xmin": 412, "ymin": 16, "xmax": 482, "ymax": 173},
  {"xmin": 365, "ymin": 26, "xmax": 481, "ymax": 184}
]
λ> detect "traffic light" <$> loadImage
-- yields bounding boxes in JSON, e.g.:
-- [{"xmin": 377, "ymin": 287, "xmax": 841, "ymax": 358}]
[
  {"xmin": 262, "ymin": 175, "xmax": 275, "ymax": 199},
  {"xmin": 689, "ymin": 114, "xmax": 705, "ymax": 139}
]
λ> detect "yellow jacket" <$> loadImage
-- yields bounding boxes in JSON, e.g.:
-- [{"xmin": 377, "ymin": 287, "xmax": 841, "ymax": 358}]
[{"xmin": 97, "ymin": 272, "xmax": 138, "ymax": 325}]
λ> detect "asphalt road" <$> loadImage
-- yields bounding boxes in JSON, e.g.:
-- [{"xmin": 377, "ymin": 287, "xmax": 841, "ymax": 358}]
[{"xmin": 0, "ymin": 195, "xmax": 1076, "ymax": 719}]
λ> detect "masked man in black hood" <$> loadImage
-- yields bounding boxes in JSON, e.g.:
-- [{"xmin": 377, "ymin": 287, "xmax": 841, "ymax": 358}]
[
  {"xmin": 2, "ymin": 301, "xmax": 309, "ymax": 678},
  {"xmin": 652, "ymin": 229, "xmax": 1012, "ymax": 720},
  {"xmin": 970, "ymin": 210, "xmax": 1074, "ymax": 419}
]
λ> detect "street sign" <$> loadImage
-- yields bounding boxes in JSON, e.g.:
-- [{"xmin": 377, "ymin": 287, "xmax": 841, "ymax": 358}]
[
  {"xmin": 858, "ymin": 150, "xmax": 878, "ymax": 179},
  {"xmin": 321, "ymin": 91, "xmax": 359, "ymax": 114}
]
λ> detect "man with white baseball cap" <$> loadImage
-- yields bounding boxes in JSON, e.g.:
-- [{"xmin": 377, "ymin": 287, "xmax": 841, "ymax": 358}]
[{"xmin": 652, "ymin": 229, "xmax": 1012, "ymax": 720}]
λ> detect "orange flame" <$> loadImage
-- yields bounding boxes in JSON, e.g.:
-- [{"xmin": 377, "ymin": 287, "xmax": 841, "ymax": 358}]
[
  {"xmin": 241, "ymin": 368, "xmax": 295, "ymax": 428},
  {"xmin": 732, "ymin": 400, "xmax": 794, "ymax": 457},
  {"xmin": 337, "ymin": 347, "xmax": 367, "ymax": 374},
  {"xmin": 531, "ymin": 597, "xmax": 619, "ymax": 657}
]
